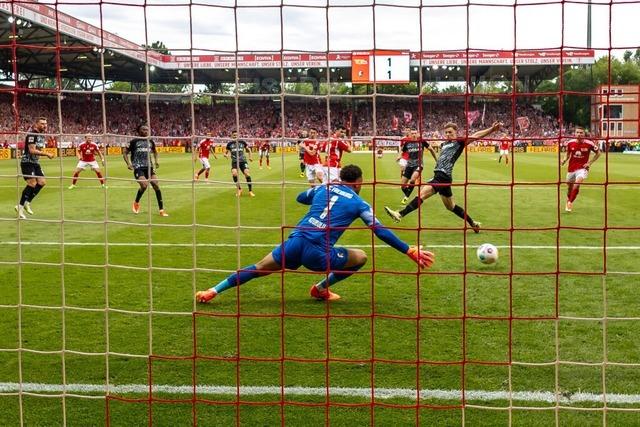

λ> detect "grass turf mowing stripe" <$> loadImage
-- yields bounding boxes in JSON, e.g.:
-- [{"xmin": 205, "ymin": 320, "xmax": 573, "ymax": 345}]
[{"xmin": 1, "ymin": 382, "xmax": 639, "ymax": 404}]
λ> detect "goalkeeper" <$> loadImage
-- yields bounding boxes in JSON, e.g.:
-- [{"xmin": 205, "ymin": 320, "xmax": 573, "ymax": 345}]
[{"xmin": 196, "ymin": 164, "xmax": 434, "ymax": 303}]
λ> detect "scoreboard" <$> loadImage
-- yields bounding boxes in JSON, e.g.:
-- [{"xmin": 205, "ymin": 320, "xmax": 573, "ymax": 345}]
[{"xmin": 351, "ymin": 50, "xmax": 410, "ymax": 84}]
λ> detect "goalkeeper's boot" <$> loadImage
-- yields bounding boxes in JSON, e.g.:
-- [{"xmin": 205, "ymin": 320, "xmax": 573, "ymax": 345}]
[
  {"xmin": 236, "ymin": 188, "xmax": 243, "ymax": 197},
  {"xmin": 249, "ymin": 191, "xmax": 256, "ymax": 197},
  {"xmin": 68, "ymin": 184, "xmax": 76, "ymax": 190},
  {"xmin": 132, "ymin": 202, "xmax": 140, "ymax": 214},
  {"xmin": 23, "ymin": 202, "xmax": 34, "ymax": 215},
  {"xmin": 196, "ymin": 289, "xmax": 217, "ymax": 303},
  {"xmin": 471, "ymin": 221, "xmax": 482, "ymax": 234},
  {"xmin": 384, "ymin": 206, "xmax": 402, "ymax": 223},
  {"xmin": 159, "ymin": 209, "xmax": 169, "ymax": 217},
  {"xmin": 310, "ymin": 285, "xmax": 341, "ymax": 301},
  {"xmin": 565, "ymin": 201, "xmax": 572, "ymax": 212},
  {"xmin": 401, "ymin": 196, "xmax": 408, "ymax": 205}
]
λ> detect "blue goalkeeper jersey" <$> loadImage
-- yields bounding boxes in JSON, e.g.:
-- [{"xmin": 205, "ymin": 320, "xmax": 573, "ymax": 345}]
[{"xmin": 290, "ymin": 185, "xmax": 409, "ymax": 253}]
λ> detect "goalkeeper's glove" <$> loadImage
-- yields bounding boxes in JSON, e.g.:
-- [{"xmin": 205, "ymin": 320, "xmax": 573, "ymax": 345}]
[{"xmin": 406, "ymin": 245, "xmax": 435, "ymax": 269}]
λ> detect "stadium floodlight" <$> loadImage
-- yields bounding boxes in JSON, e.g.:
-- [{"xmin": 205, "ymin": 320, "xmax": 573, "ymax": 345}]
[
  {"xmin": 16, "ymin": 19, "xmax": 22, "ymax": 25},
  {"xmin": 149, "ymin": 65, "xmax": 156, "ymax": 71},
  {"xmin": 178, "ymin": 69, "xmax": 182, "ymax": 74},
  {"xmin": 432, "ymin": 65, "xmax": 439, "ymax": 70},
  {"xmin": 7, "ymin": 16, "xmax": 14, "ymax": 23}
]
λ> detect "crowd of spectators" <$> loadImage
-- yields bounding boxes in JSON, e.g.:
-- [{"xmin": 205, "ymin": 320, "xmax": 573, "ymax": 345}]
[{"xmin": 0, "ymin": 93, "xmax": 598, "ymax": 147}]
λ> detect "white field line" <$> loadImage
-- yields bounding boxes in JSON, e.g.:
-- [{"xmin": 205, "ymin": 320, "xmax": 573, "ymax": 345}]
[
  {"xmin": 1, "ymin": 241, "xmax": 639, "ymax": 250},
  {"xmin": 0, "ymin": 382, "xmax": 639, "ymax": 405},
  {"xmin": 0, "ymin": 184, "xmax": 639, "ymax": 190}
]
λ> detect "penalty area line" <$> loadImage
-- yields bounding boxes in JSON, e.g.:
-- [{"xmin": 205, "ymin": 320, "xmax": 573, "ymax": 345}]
[{"xmin": 0, "ymin": 382, "xmax": 639, "ymax": 405}]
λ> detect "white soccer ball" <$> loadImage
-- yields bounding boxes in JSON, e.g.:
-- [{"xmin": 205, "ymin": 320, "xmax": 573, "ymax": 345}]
[{"xmin": 477, "ymin": 243, "xmax": 498, "ymax": 264}]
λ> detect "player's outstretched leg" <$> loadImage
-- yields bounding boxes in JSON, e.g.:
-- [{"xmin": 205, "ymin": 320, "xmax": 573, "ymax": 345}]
[
  {"xmin": 442, "ymin": 196, "xmax": 481, "ymax": 233},
  {"xmin": 196, "ymin": 253, "xmax": 279, "ymax": 303}
]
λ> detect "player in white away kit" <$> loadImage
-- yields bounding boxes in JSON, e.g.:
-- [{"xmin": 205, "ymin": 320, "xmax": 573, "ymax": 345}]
[
  {"xmin": 299, "ymin": 127, "xmax": 324, "ymax": 185},
  {"xmin": 195, "ymin": 134, "xmax": 218, "ymax": 181},
  {"xmin": 320, "ymin": 125, "xmax": 351, "ymax": 183},
  {"xmin": 68, "ymin": 135, "xmax": 106, "ymax": 189},
  {"xmin": 561, "ymin": 126, "xmax": 601, "ymax": 212}
]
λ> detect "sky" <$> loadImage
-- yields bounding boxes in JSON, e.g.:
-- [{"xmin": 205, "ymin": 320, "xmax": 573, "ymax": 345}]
[{"xmin": 48, "ymin": 0, "xmax": 640, "ymax": 57}]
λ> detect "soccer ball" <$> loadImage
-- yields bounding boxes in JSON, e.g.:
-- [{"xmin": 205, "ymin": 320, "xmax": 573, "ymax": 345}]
[{"xmin": 477, "ymin": 243, "xmax": 498, "ymax": 264}]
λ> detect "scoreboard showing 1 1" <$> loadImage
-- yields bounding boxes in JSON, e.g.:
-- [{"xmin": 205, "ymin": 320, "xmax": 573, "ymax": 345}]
[{"xmin": 351, "ymin": 50, "xmax": 410, "ymax": 84}]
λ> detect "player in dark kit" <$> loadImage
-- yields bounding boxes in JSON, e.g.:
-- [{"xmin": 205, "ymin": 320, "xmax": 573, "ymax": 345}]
[
  {"xmin": 385, "ymin": 121, "xmax": 503, "ymax": 233},
  {"xmin": 399, "ymin": 128, "xmax": 437, "ymax": 205},
  {"xmin": 226, "ymin": 130, "xmax": 254, "ymax": 197},
  {"xmin": 16, "ymin": 117, "xmax": 53, "ymax": 219},
  {"xmin": 122, "ymin": 124, "xmax": 169, "ymax": 217}
]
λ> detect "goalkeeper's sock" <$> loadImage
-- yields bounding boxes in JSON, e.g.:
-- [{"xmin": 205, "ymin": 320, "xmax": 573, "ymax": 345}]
[
  {"xmin": 246, "ymin": 176, "xmax": 252, "ymax": 192},
  {"xmin": 300, "ymin": 162, "xmax": 305, "ymax": 173},
  {"xmin": 213, "ymin": 265, "xmax": 269, "ymax": 294},
  {"xmin": 452, "ymin": 205, "xmax": 475, "ymax": 226},
  {"xmin": 95, "ymin": 171, "xmax": 104, "ymax": 184},
  {"xmin": 72, "ymin": 172, "xmax": 80, "ymax": 185},
  {"xmin": 232, "ymin": 175, "xmax": 240, "ymax": 188},
  {"xmin": 399, "ymin": 196, "xmax": 423, "ymax": 217},
  {"xmin": 315, "ymin": 264, "xmax": 363, "ymax": 290},
  {"xmin": 401, "ymin": 185, "xmax": 411, "ymax": 197},
  {"xmin": 135, "ymin": 187, "xmax": 147, "ymax": 203}
]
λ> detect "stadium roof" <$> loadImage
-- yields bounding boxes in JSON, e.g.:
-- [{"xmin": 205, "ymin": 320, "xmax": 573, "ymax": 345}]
[{"xmin": 0, "ymin": 0, "xmax": 595, "ymax": 86}]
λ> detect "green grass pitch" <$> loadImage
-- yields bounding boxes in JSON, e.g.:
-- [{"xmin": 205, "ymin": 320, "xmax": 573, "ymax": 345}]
[{"xmin": 1, "ymin": 150, "xmax": 639, "ymax": 426}]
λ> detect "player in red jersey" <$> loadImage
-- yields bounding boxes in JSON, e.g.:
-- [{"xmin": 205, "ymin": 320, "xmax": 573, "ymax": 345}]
[
  {"xmin": 560, "ymin": 126, "xmax": 601, "ymax": 212},
  {"xmin": 299, "ymin": 127, "xmax": 324, "ymax": 185},
  {"xmin": 498, "ymin": 136, "xmax": 510, "ymax": 165},
  {"xmin": 320, "ymin": 125, "xmax": 351, "ymax": 183},
  {"xmin": 258, "ymin": 139, "xmax": 271, "ymax": 169},
  {"xmin": 195, "ymin": 134, "xmax": 218, "ymax": 181},
  {"xmin": 68, "ymin": 135, "xmax": 106, "ymax": 189}
]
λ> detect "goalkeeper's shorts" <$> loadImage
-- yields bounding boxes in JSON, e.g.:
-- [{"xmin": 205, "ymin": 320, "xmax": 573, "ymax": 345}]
[{"xmin": 271, "ymin": 236, "xmax": 350, "ymax": 272}]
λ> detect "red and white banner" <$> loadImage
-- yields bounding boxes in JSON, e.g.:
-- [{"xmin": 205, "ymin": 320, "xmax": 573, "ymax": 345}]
[
  {"xmin": 517, "ymin": 116, "xmax": 531, "ymax": 132},
  {"xmin": 466, "ymin": 110, "xmax": 481, "ymax": 127}
]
